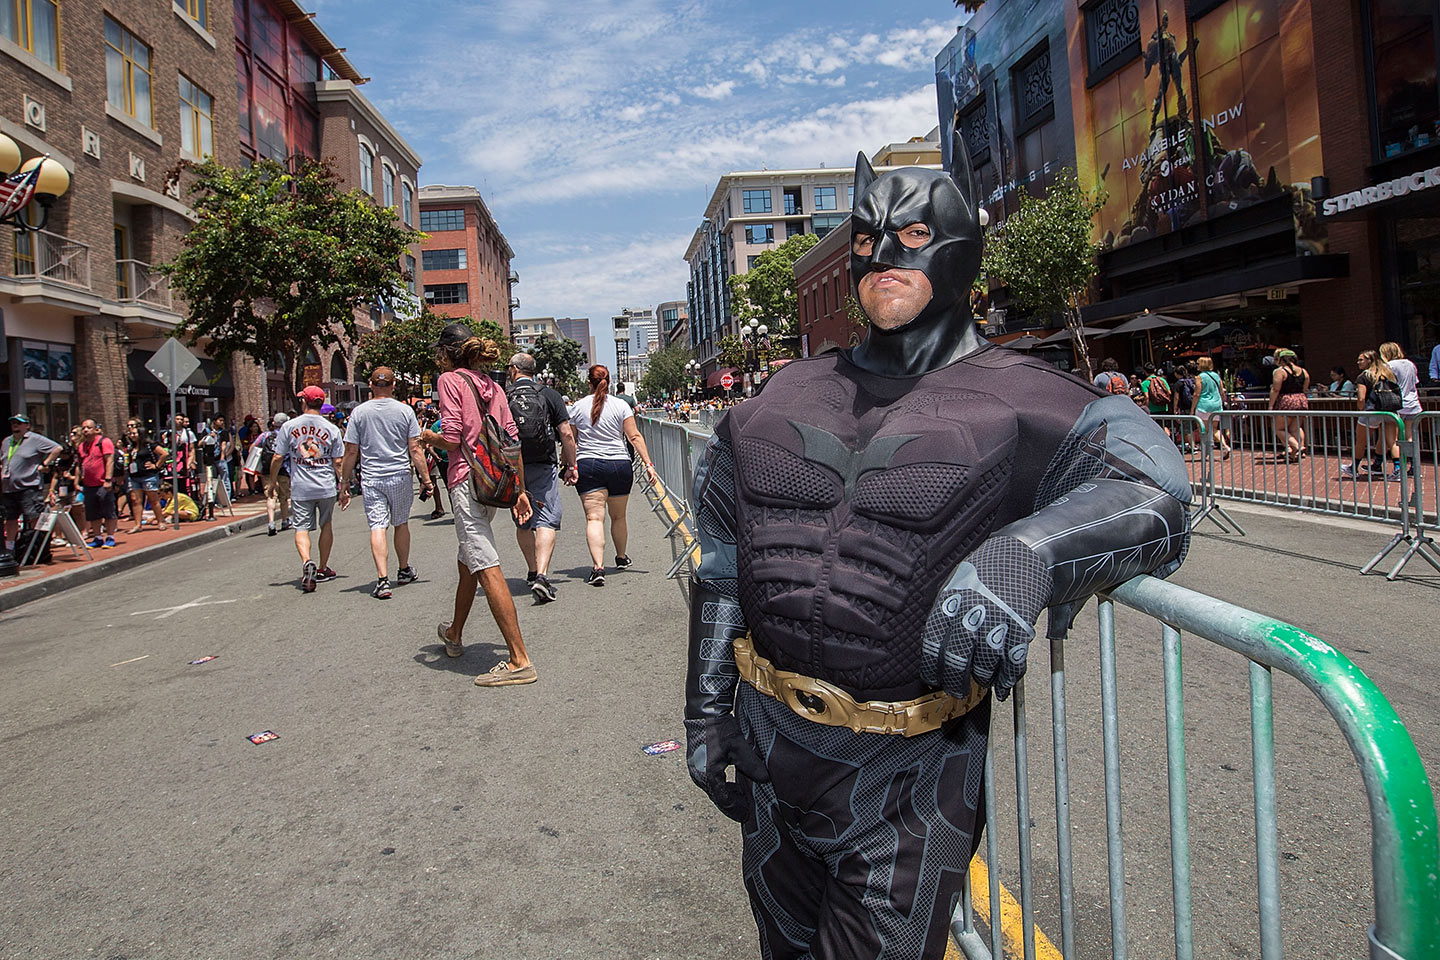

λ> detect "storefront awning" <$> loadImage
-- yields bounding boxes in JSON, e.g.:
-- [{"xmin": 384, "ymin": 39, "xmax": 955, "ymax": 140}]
[
  {"xmin": 705, "ymin": 366, "xmax": 740, "ymax": 388},
  {"xmin": 1080, "ymin": 254, "xmax": 1350, "ymax": 324},
  {"xmin": 126, "ymin": 351, "xmax": 235, "ymax": 398}
]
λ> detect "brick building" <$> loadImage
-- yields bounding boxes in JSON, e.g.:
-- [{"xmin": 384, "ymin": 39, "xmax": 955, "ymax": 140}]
[
  {"xmin": 0, "ymin": 0, "xmax": 247, "ymax": 437},
  {"xmin": 417, "ymin": 184, "xmax": 515, "ymax": 328},
  {"xmin": 793, "ymin": 217, "xmax": 860, "ymax": 357}
]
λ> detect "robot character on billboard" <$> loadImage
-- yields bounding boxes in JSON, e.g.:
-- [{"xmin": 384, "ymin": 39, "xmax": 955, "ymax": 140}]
[{"xmin": 684, "ymin": 130, "xmax": 1191, "ymax": 959}]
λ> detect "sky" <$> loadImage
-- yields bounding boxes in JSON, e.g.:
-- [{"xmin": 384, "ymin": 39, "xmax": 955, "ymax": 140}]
[{"xmin": 312, "ymin": 0, "xmax": 964, "ymax": 370}]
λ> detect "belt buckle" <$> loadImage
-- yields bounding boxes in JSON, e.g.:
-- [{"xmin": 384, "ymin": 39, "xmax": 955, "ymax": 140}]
[{"xmin": 774, "ymin": 675, "xmax": 858, "ymax": 729}]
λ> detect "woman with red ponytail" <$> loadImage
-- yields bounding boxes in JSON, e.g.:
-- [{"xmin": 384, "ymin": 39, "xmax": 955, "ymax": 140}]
[{"xmin": 567, "ymin": 364, "xmax": 657, "ymax": 585}]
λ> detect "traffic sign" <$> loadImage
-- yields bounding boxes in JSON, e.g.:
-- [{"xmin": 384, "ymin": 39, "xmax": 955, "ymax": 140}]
[
  {"xmin": 720, "ymin": 372, "xmax": 734, "ymax": 390},
  {"xmin": 144, "ymin": 339, "xmax": 200, "ymax": 392}
]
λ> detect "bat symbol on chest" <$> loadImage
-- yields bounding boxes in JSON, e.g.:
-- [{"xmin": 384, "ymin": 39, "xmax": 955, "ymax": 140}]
[{"xmin": 789, "ymin": 422, "xmax": 920, "ymax": 498}]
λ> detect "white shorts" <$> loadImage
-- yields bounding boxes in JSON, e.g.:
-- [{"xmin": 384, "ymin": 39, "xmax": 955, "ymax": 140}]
[
  {"xmin": 452, "ymin": 482, "xmax": 500, "ymax": 573},
  {"xmin": 361, "ymin": 475, "xmax": 414, "ymax": 530}
]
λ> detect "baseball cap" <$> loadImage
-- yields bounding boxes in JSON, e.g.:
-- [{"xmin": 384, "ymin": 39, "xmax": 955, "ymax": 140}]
[
  {"xmin": 297, "ymin": 385, "xmax": 326, "ymax": 402},
  {"xmin": 9, "ymin": 414, "xmax": 28, "ymax": 423},
  {"xmin": 432, "ymin": 322, "xmax": 473, "ymax": 350}
]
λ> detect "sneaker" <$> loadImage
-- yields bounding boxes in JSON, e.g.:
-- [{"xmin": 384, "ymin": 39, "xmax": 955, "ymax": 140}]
[
  {"xmin": 396, "ymin": 566, "xmax": 418, "ymax": 585},
  {"xmin": 88, "ymin": 537, "xmax": 103, "ymax": 548},
  {"xmin": 525, "ymin": 570, "xmax": 538, "ymax": 584},
  {"xmin": 314, "ymin": 566, "xmax": 337, "ymax": 582},
  {"xmin": 614, "ymin": 555, "xmax": 633, "ymax": 570},
  {"xmin": 267, "ymin": 523, "xmax": 277, "ymax": 537},
  {"xmin": 372, "ymin": 577, "xmax": 392, "ymax": 599},
  {"xmin": 472, "ymin": 661, "xmax": 538, "ymax": 686},
  {"xmin": 437, "ymin": 621, "xmax": 463, "ymax": 658},
  {"xmin": 280, "ymin": 521, "xmax": 291, "ymax": 531},
  {"xmin": 102, "ymin": 537, "xmax": 116, "ymax": 549},
  {"xmin": 1340, "ymin": 463, "xmax": 1356, "ymax": 479},
  {"xmin": 301, "ymin": 560, "xmax": 317, "ymax": 593},
  {"xmin": 586, "ymin": 567, "xmax": 605, "ymax": 587},
  {"xmin": 1386, "ymin": 470, "xmax": 1403, "ymax": 483},
  {"xmin": 532, "ymin": 573, "xmax": 557, "ymax": 603}
]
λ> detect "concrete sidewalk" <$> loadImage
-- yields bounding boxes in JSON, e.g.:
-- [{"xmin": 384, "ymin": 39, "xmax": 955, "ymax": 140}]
[{"xmin": 0, "ymin": 497, "xmax": 270, "ymax": 612}]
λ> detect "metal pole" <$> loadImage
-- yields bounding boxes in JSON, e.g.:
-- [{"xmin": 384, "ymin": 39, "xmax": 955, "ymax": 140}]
[{"xmin": 169, "ymin": 387, "xmax": 179, "ymax": 530}]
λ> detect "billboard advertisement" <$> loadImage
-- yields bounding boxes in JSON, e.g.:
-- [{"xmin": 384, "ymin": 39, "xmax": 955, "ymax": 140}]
[{"xmin": 1069, "ymin": 0, "xmax": 1326, "ymax": 254}]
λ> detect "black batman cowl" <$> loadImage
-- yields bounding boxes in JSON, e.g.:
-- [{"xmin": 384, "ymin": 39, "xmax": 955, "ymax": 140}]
[{"xmin": 847, "ymin": 129, "xmax": 987, "ymax": 378}]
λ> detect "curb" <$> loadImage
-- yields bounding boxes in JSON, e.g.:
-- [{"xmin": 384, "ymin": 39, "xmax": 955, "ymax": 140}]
[{"xmin": 0, "ymin": 512, "xmax": 270, "ymax": 613}]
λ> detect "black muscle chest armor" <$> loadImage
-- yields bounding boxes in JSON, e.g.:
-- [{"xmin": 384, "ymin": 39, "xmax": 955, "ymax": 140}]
[{"xmin": 725, "ymin": 347, "xmax": 1103, "ymax": 702}]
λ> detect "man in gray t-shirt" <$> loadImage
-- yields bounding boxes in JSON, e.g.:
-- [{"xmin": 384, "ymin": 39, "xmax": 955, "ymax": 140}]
[
  {"xmin": 270, "ymin": 388, "xmax": 346, "ymax": 593},
  {"xmin": 1, "ymin": 414, "xmax": 60, "ymax": 545},
  {"xmin": 340, "ymin": 367, "xmax": 433, "ymax": 598}
]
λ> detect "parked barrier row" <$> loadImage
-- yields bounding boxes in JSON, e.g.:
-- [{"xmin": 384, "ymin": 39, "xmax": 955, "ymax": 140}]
[{"xmin": 634, "ymin": 413, "xmax": 1439, "ymax": 960}]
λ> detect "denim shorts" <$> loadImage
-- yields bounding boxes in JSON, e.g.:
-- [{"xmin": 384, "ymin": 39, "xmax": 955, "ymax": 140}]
[
  {"xmin": 514, "ymin": 463, "xmax": 562, "ymax": 531},
  {"xmin": 127, "ymin": 473, "xmax": 160, "ymax": 493},
  {"xmin": 575, "ymin": 458, "xmax": 633, "ymax": 497}
]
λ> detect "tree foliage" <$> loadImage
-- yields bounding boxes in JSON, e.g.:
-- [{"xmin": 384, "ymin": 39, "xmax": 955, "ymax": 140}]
[
  {"xmin": 727, "ymin": 233, "xmax": 819, "ymax": 335},
  {"xmin": 528, "ymin": 334, "xmax": 587, "ymax": 397},
  {"xmin": 161, "ymin": 157, "xmax": 418, "ymax": 391},
  {"xmin": 355, "ymin": 309, "xmax": 444, "ymax": 394},
  {"xmin": 981, "ymin": 169, "xmax": 1105, "ymax": 379},
  {"xmin": 638, "ymin": 341, "xmax": 695, "ymax": 399},
  {"xmin": 717, "ymin": 334, "xmax": 747, "ymax": 371}
]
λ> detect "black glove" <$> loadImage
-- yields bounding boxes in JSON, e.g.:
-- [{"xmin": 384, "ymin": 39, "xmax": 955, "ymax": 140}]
[
  {"xmin": 684, "ymin": 715, "xmax": 771, "ymax": 823},
  {"xmin": 920, "ymin": 536, "xmax": 1053, "ymax": 702}
]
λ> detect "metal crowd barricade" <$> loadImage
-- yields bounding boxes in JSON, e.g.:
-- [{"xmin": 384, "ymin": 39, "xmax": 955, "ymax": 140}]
[
  {"xmin": 1148, "ymin": 414, "xmax": 1245, "ymax": 535},
  {"xmin": 636, "ymin": 414, "xmax": 1439, "ymax": 960},
  {"xmin": 1371, "ymin": 411, "xmax": 1440, "ymax": 580}
]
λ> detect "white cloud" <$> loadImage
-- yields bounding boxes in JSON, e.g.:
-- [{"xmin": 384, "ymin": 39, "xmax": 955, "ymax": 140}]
[{"xmin": 691, "ymin": 80, "xmax": 736, "ymax": 100}]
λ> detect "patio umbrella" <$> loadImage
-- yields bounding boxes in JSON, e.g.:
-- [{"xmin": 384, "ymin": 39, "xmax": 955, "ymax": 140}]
[
  {"xmin": 1038, "ymin": 325, "xmax": 1109, "ymax": 345},
  {"xmin": 1003, "ymin": 334, "xmax": 1045, "ymax": 350},
  {"xmin": 1102, "ymin": 310, "xmax": 1203, "ymax": 361}
]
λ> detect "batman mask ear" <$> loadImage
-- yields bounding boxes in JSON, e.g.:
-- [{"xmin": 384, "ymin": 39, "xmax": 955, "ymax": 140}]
[
  {"xmin": 854, "ymin": 151, "xmax": 877, "ymax": 200},
  {"xmin": 949, "ymin": 123, "xmax": 979, "ymax": 216}
]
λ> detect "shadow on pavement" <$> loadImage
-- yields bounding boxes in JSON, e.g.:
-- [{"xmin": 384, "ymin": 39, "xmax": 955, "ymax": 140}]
[{"xmin": 412, "ymin": 641, "xmax": 506, "ymax": 673}]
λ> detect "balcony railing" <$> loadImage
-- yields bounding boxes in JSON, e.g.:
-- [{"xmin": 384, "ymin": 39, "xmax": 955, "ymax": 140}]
[
  {"xmin": 11, "ymin": 230, "xmax": 90, "ymax": 290},
  {"xmin": 115, "ymin": 259, "xmax": 172, "ymax": 309}
]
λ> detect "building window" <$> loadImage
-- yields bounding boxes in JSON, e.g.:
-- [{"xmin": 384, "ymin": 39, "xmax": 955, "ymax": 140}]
[
  {"xmin": 812, "ymin": 214, "xmax": 847, "ymax": 239},
  {"xmin": 405, "ymin": 254, "xmax": 416, "ymax": 294},
  {"xmin": 251, "ymin": 66, "xmax": 287, "ymax": 161},
  {"xmin": 786, "ymin": 220, "xmax": 804, "ymax": 239},
  {"xmin": 1084, "ymin": 0, "xmax": 1141, "ymax": 84},
  {"xmin": 747, "ymin": 255, "xmax": 760, "ymax": 269},
  {"xmin": 382, "ymin": 165, "xmax": 395, "ymax": 207},
  {"xmin": 2, "ymin": 0, "xmax": 60, "ymax": 68},
  {"xmin": 419, "ymin": 208, "xmax": 465, "ymax": 232},
  {"xmin": 742, "ymin": 188, "xmax": 772, "ymax": 214},
  {"xmin": 358, "ymin": 144, "xmax": 374, "ymax": 194},
  {"xmin": 179, "ymin": 75, "xmax": 214, "ymax": 158},
  {"xmin": 105, "ymin": 16, "xmax": 152, "ymax": 126},
  {"xmin": 1012, "ymin": 42, "xmax": 1054, "ymax": 136},
  {"xmin": 744, "ymin": 223, "xmax": 774, "ymax": 244},
  {"xmin": 183, "ymin": 0, "xmax": 207, "ymax": 30},
  {"xmin": 847, "ymin": 185, "xmax": 854, "ymax": 208},
  {"xmin": 814, "ymin": 186, "xmax": 837, "ymax": 211},
  {"xmin": 236, "ymin": 51, "xmax": 251, "ymax": 145},
  {"xmin": 1368, "ymin": 0, "xmax": 1440, "ymax": 160},
  {"xmin": 424, "ymin": 283, "xmax": 468, "ymax": 305},
  {"xmin": 402, "ymin": 182, "xmax": 414, "ymax": 225},
  {"xmin": 783, "ymin": 187, "xmax": 802, "ymax": 215},
  {"xmin": 958, "ymin": 94, "xmax": 991, "ymax": 167},
  {"xmin": 422, "ymin": 248, "xmax": 467, "ymax": 271}
]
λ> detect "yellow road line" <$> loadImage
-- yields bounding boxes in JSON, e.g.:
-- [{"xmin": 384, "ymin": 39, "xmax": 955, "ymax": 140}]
[{"xmin": 945, "ymin": 856, "xmax": 1063, "ymax": 960}]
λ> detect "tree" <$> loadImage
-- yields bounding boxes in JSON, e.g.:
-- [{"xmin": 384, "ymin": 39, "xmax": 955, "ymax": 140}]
[
  {"xmin": 355, "ymin": 308, "xmax": 445, "ymax": 396},
  {"xmin": 639, "ymin": 341, "xmax": 694, "ymax": 399},
  {"xmin": 981, "ymin": 169, "xmax": 1105, "ymax": 380},
  {"xmin": 528, "ymin": 334, "xmax": 587, "ymax": 397},
  {"xmin": 727, "ymin": 233, "xmax": 819, "ymax": 337},
  {"xmin": 717, "ymin": 334, "xmax": 746, "ymax": 371},
  {"xmin": 161, "ymin": 156, "xmax": 418, "ymax": 391}
]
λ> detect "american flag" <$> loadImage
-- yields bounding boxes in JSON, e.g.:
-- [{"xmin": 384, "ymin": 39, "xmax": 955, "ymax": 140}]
[{"xmin": 0, "ymin": 163, "xmax": 42, "ymax": 222}]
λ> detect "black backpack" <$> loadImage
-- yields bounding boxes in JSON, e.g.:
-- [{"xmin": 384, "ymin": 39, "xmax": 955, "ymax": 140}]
[
  {"xmin": 507, "ymin": 380, "xmax": 555, "ymax": 462},
  {"xmin": 1370, "ymin": 375, "xmax": 1403, "ymax": 413}
]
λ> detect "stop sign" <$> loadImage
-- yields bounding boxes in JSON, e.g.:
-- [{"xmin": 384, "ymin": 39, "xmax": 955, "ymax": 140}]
[{"xmin": 720, "ymin": 372, "xmax": 734, "ymax": 390}]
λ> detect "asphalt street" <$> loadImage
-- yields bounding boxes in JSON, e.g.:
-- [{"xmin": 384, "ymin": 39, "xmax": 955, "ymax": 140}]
[{"xmin": 0, "ymin": 486, "xmax": 1435, "ymax": 959}]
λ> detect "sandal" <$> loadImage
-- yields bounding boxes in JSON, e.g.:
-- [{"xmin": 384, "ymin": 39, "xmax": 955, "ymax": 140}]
[
  {"xmin": 437, "ymin": 621, "xmax": 463, "ymax": 658},
  {"xmin": 126, "ymin": 527, "xmax": 144, "ymax": 535}
]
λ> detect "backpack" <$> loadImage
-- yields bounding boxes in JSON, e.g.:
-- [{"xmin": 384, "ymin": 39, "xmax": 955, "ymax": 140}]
[
  {"xmin": 1176, "ymin": 377, "xmax": 1195, "ymax": 409},
  {"xmin": 1370, "ymin": 375, "xmax": 1402, "ymax": 413},
  {"xmin": 1105, "ymin": 372, "xmax": 1129, "ymax": 395},
  {"xmin": 456, "ymin": 371, "xmax": 523, "ymax": 508},
  {"xmin": 506, "ymin": 379, "xmax": 555, "ymax": 463},
  {"xmin": 1146, "ymin": 376, "xmax": 1172, "ymax": 406},
  {"xmin": 258, "ymin": 431, "xmax": 277, "ymax": 473}
]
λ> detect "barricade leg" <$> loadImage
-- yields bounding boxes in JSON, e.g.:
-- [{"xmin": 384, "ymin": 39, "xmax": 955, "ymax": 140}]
[
  {"xmin": 1012, "ymin": 680, "xmax": 1037, "ymax": 960},
  {"xmin": 1162, "ymin": 625, "xmax": 1195, "ymax": 960},
  {"xmin": 1097, "ymin": 598, "xmax": 1130, "ymax": 960},
  {"xmin": 1378, "ymin": 427, "xmax": 1440, "ymax": 580},
  {"xmin": 1050, "ymin": 636, "xmax": 1077, "ymax": 959},
  {"xmin": 1250, "ymin": 661, "xmax": 1283, "ymax": 960}
]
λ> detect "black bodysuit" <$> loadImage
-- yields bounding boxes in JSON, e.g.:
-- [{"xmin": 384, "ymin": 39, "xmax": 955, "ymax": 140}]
[{"xmin": 687, "ymin": 344, "xmax": 1190, "ymax": 959}]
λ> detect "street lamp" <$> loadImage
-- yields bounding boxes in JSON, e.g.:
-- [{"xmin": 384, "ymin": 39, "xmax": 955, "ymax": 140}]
[
  {"xmin": 743, "ymin": 319, "xmax": 769, "ymax": 391},
  {"xmin": 685, "ymin": 359, "xmax": 700, "ymax": 396},
  {"xmin": 0, "ymin": 134, "xmax": 70, "ymax": 232}
]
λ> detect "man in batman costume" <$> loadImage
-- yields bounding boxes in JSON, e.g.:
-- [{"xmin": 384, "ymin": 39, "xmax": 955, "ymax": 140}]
[{"xmin": 684, "ymin": 133, "xmax": 1191, "ymax": 960}]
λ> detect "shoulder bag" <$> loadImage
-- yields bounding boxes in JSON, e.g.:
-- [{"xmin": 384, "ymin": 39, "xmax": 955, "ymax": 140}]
[{"xmin": 455, "ymin": 370, "xmax": 523, "ymax": 508}]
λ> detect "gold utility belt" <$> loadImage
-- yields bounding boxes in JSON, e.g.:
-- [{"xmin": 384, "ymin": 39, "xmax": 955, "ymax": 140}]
[{"xmin": 732, "ymin": 635, "xmax": 987, "ymax": 737}]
